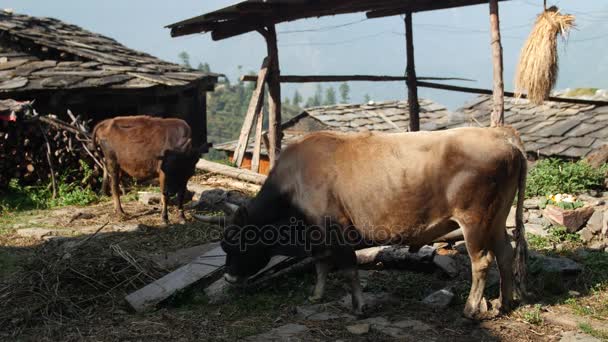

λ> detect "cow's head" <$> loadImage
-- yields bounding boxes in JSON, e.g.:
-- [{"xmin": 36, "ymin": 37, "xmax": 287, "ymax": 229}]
[
  {"xmin": 160, "ymin": 148, "xmax": 199, "ymax": 195},
  {"xmin": 220, "ymin": 206, "xmax": 272, "ymax": 284}
]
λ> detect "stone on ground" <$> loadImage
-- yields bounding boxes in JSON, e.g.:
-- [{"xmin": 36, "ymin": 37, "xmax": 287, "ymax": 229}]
[
  {"xmin": 357, "ymin": 316, "xmax": 431, "ymax": 338},
  {"xmin": 526, "ymin": 223, "xmax": 550, "ymax": 237},
  {"xmin": 339, "ymin": 292, "xmax": 399, "ymax": 311},
  {"xmin": 585, "ymin": 209, "xmax": 604, "ymax": 234},
  {"xmin": 346, "ymin": 323, "xmax": 370, "ymax": 335},
  {"xmin": 433, "ymin": 254, "xmax": 459, "ymax": 278},
  {"xmin": 295, "ymin": 303, "xmax": 355, "ymax": 321},
  {"xmin": 530, "ymin": 254, "xmax": 583, "ymax": 274},
  {"xmin": 422, "ymin": 288, "xmax": 454, "ymax": 308},
  {"xmin": 17, "ymin": 228, "xmax": 58, "ymax": 239},
  {"xmin": 138, "ymin": 191, "xmax": 161, "ymax": 205},
  {"xmin": 560, "ymin": 331, "xmax": 601, "ymax": 342},
  {"xmin": 524, "ymin": 197, "xmax": 542, "ymax": 209}
]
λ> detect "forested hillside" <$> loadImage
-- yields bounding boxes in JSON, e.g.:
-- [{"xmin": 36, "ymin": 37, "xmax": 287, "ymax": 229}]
[{"xmin": 179, "ymin": 53, "xmax": 353, "ymax": 150}]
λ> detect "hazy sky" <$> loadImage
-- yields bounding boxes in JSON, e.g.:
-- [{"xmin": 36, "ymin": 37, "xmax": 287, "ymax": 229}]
[{"xmin": 3, "ymin": 1, "xmax": 608, "ymax": 109}]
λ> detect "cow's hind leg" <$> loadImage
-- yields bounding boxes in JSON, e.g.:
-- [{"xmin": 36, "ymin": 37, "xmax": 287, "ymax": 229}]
[
  {"xmin": 492, "ymin": 229, "xmax": 514, "ymax": 313},
  {"xmin": 107, "ymin": 157, "xmax": 126, "ymax": 220},
  {"xmin": 462, "ymin": 225, "xmax": 495, "ymax": 320},
  {"xmin": 333, "ymin": 245, "xmax": 365, "ymax": 316}
]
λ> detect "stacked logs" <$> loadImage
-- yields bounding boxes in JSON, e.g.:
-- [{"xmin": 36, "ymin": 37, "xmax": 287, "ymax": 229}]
[{"xmin": 0, "ymin": 100, "xmax": 104, "ymax": 191}]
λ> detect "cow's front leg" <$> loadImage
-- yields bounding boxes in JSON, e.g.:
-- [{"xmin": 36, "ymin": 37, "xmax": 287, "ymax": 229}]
[
  {"xmin": 333, "ymin": 245, "xmax": 365, "ymax": 315},
  {"xmin": 159, "ymin": 171, "xmax": 169, "ymax": 225},
  {"xmin": 309, "ymin": 259, "xmax": 330, "ymax": 303},
  {"xmin": 176, "ymin": 186, "xmax": 187, "ymax": 224}
]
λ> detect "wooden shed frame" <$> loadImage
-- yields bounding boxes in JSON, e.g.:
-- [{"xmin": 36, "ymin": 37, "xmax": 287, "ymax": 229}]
[{"xmin": 167, "ymin": 0, "xmax": 513, "ymax": 170}]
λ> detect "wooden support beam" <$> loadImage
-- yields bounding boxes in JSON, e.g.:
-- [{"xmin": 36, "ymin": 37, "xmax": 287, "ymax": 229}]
[
  {"xmin": 416, "ymin": 81, "xmax": 608, "ymax": 106},
  {"xmin": 233, "ymin": 58, "xmax": 269, "ymax": 168},
  {"xmin": 489, "ymin": 0, "xmax": 505, "ymax": 127},
  {"xmin": 263, "ymin": 26, "xmax": 282, "ymax": 168},
  {"xmin": 196, "ymin": 159, "xmax": 267, "ymax": 185},
  {"xmin": 405, "ymin": 12, "xmax": 420, "ymax": 132},
  {"xmin": 240, "ymin": 74, "xmax": 475, "ymax": 83},
  {"xmin": 366, "ymin": 0, "xmax": 509, "ymax": 18},
  {"xmin": 251, "ymin": 104, "xmax": 264, "ymax": 173}
]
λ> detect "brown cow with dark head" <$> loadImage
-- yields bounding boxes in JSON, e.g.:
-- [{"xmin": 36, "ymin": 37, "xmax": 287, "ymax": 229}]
[
  {"xmin": 92, "ymin": 115, "xmax": 199, "ymax": 224},
  {"xmin": 215, "ymin": 126, "xmax": 528, "ymax": 319}
]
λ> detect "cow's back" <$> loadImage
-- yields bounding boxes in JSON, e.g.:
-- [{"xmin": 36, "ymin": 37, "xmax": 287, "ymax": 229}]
[
  {"xmin": 94, "ymin": 115, "xmax": 192, "ymax": 179},
  {"xmin": 269, "ymin": 127, "xmax": 524, "ymax": 243}
]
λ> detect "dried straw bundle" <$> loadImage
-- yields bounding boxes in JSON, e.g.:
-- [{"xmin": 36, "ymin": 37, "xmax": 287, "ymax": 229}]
[{"xmin": 514, "ymin": 6, "xmax": 575, "ymax": 104}]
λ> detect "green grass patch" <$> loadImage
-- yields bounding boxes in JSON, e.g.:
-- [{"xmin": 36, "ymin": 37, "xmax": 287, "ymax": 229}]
[
  {"xmin": 526, "ymin": 159, "xmax": 607, "ymax": 198},
  {"xmin": 527, "ymin": 226, "xmax": 581, "ymax": 250},
  {"xmin": 578, "ymin": 322, "xmax": 608, "ymax": 340},
  {"xmin": 522, "ymin": 304, "xmax": 544, "ymax": 325}
]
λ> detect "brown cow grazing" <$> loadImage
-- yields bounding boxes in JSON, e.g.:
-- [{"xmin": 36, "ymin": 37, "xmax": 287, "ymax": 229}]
[
  {"xmin": 214, "ymin": 127, "xmax": 528, "ymax": 319},
  {"xmin": 92, "ymin": 115, "xmax": 199, "ymax": 224}
]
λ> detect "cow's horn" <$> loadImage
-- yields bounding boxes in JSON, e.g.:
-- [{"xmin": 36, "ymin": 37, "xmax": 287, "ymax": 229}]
[
  {"xmin": 223, "ymin": 202, "xmax": 239, "ymax": 213},
  {"xmin": 192, "ymin": 214, "xmax": 226, "ymax": 225}
]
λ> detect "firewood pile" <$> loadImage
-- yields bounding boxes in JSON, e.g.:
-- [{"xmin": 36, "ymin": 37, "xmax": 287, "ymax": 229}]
[{"xmin": 0, "ymin": 99, "xmax": 104, "ymax": 191}]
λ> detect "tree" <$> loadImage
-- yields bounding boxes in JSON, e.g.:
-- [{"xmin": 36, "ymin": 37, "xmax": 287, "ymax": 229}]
[
  {"xmin": 324, "ymin": 87, "xmax": 337, "ymax": 106},
  {"xmin": 178, "ymin": 51, "xmax": 192, "ymax": 68},
  {"xmin": 313, "ymin": 84, "xmax": 323, "ymax": 106},
  {"xmin": 364, "ymin": 94, "xmax": 371, "ymax": 103},
  {"xmin": 293, "ymin": 90, "xmax": 303, "ymax": 106},
  {"xmin": 339, "ymin": 82, "xmax": 350, "ymax": 103},
  {"xmin": 197, "ymin": 62, "xmax": 211, "ymax": 73}
]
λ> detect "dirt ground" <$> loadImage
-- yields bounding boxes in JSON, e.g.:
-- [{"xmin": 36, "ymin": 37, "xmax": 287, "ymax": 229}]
[{"xmin": 0, "ymin": 175, "xmax": 607, "ymax": 341}]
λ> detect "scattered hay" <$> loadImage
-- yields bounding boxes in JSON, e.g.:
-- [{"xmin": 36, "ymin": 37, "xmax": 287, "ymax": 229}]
[
  {"xmin": 0, "ymin": 236, "xmax": 167, "ymax": 336},
  {"xmin": 514, "ymin": 6, "xmax": 575, "ymax": 105}
]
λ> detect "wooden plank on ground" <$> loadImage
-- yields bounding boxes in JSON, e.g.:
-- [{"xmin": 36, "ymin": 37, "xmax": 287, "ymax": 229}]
[
  {"xmin": 251, "ymin": 104, "xmax": 264, "ymax": 173},
  {"xmin": 125, "ymin": 245, "xmax": 225, "ymax": 312},
  {"xmin": 233, "ymin": 57, "xmax": 269, "ymax": 168},
  {"xmin": 196, "ymin": 159, "xmax": 267, "ymax": 185}
]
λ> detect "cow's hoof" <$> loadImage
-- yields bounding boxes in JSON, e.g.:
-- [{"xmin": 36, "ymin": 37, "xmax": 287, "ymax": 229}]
[
  {"xmin": 115, "ymin": 213, "xmax": 128, "ymax": 221},
  {"xmin": 177, "ymin": 216, "xmax": 187, "ymax": 225},
  {"xmin": 353, "ymin": 304, "xmax": 368, "ymax": 318},
  {"xmin": 463, "ymin": 298, "xmax": 492, "ymax": 320}
]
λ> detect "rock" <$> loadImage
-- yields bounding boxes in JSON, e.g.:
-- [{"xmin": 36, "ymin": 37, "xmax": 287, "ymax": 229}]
[
  {"xmin": 245, "ymin": 323, "xmax": 309, "ymax": 342},
  {"xmin": 588, "ymin": 241, "xmax": 607, "ymax": 251},
  {"xmin": 530, "ymin": 254, "xmax": 583, "ymax": 274},
  {"xmin": 16, "ymin": 228, "xmax": 57, "ymax": 239},
  {"xmin": 296, "ymin": 304, "xmax": 355, "ymax": 321},
  {"xmin": 586, "ymin": 210, "xmax": 604, "ymax": 234},
  {"xmin": 585, "ymin": 144, "xmax": 608, "ymax": 169},
  {"xmin": 543, "ymin": 205, "xmax": 594, "ymax": 233},
  {"xmin": 392, "ymin": 319, "xmax": 432, "ymax": 331},
  {"xmin": 560, "ymin": 331, "xmax": 601, "ymax": 342},
  {"xmin": 422, "ymin": 288, "xmax": 454, "ymax": 308},
  {"xmin": 433, "ymin": 254, "xmax": 459, "ymax": 278},
  {"xmin": 358, "ymin": 316, "xmax": 391, "ymax": 327},
  {"xmin": 138, "ymin": 191, "xmax": 161, "ymax": 205},
  {"xmin": 346, "ymin": 323, "xmax": 369, "ymax": 335},
  {"xmin": 578, "ymin": 227, "xmax": 596, "ymax": 243},
  {"xmin": 339, "ymin": 292, "xmax": 399, "ymax": 311},
  {"xmin": 204, "ymin": 278, "xmax": 233, "ymax": 304},
  {"xmin": 526, "ymin": 223, "xmax": 550, "ymax": 237},
  {"xmin": 524, "ymin": 197, "xmax": 542, "ymax": 209}
]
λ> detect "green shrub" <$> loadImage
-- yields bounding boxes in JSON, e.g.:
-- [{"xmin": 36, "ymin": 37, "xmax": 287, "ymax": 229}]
[
  {"xmin": 526, "ymin": 159, "xmax": 607, "ymax": 198},
  {"xmin": 539, "ymin": 197, "xmax": 585, "ymax": 210}
]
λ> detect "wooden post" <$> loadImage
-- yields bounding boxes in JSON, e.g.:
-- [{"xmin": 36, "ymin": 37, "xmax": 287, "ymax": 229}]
[
  {"xmin": 405, "ymin": 12, "xmax": 420, "ymax": 132},
  {"xmin": 251, "ymin": 103, "xmax": 264, "ymax": 173},
  {"xmin": 233, "ymin": 58, "xmax": 269, "ymax": 167},
  {"xmin": 489, "ymin": 0, "xmax": 505, "ymax": 127},
  {"xmin": 262, "ymin": 26, "xmax": 282, "ymax": 167}
]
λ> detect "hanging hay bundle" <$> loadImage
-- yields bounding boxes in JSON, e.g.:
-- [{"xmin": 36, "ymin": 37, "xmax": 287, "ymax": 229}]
[{"xmin": 514, "ymin": 6, "xmax": 575, "ymax": 104}]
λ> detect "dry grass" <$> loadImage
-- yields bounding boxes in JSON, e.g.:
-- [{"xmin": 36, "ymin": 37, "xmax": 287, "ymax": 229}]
[{"xmin": 514, "ymin": 6, "xmax": 575, "ymax": 105}]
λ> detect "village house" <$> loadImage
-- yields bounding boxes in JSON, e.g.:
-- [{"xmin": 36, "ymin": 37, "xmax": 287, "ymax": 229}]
[{"xmin": 0, "ymin": 10, "xmax": 218, "ymax": 149}]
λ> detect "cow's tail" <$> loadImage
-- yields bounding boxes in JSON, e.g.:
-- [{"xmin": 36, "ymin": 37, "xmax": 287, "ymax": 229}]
[
  {"xmin": 89, "ymin": 122, "xmax": 101, "ymax": 151},
  {"xmin": 513, "ymin": 145, "xmax": 529, "ymax": 301}
]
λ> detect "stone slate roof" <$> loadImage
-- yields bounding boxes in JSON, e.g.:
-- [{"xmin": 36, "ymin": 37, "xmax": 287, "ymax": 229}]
[
  {"xmin": 216, "ymin": 95, "xmax": 608, "ymax": 160},
  {"xmin": 214, "ymin": 99, "xmax": 455, "ymax": 155},
  {"xmin": 0, "ymin": 10, "xmax": 218, "ymax": 93},
  {"xmin": 458, "ymin": 95, "xmax": 608, "ymax": 158}
]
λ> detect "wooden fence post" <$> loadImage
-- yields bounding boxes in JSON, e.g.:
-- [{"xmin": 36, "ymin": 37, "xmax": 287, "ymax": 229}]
[
  {"xmin": 263, "ymin": 25, "xmax": 282, "ymax": 168},
  {"xmin": 489, "ymin": 0, "xmax": 505, "ymax": 127},
  {"xmin": 405, "ymin": 12, "xmax": 420, "ymax": 132}
]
